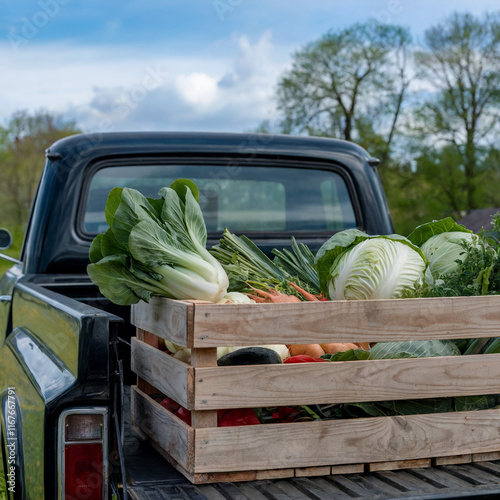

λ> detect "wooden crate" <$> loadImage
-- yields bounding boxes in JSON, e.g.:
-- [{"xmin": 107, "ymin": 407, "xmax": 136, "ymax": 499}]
[{"xmin": 130, "ymin": 295, "xmax": 500, "ymax": 484}]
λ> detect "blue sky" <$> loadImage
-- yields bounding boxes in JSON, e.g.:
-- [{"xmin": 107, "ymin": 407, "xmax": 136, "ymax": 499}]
[{"xmin": 2, "ymin": 0, "xmax": 499, "ymax": 133}]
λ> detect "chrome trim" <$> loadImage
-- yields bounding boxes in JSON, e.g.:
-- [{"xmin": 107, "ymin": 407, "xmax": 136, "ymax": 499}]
[
  {"xmin": 57, "ymin": 407, "xmax": 109, "ymax": 500},
  {"xmin": 0, "ymin": 253, "xmax": 22, "ymax": 265}
]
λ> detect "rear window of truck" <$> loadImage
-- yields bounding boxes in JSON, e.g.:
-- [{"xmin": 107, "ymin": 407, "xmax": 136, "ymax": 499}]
[{"xmin": 82, "ymin": 164, "xmax": 357, "ymax": 235}]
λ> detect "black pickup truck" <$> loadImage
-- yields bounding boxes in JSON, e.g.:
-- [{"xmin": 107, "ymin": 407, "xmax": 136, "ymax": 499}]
[{"xmin": 2, "ymin": 132, "xmax": 500, "ymax": 500}]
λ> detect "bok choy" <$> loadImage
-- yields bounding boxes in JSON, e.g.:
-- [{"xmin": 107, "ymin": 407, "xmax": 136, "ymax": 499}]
[{"xmin": 87, "ymin": 179, "xmax": 229, "ymax": 305}]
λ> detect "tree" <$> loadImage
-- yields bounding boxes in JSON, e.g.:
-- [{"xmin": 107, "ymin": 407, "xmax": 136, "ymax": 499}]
[
  {"xmin": 275, "ymin": 21, "xmax": 412, "ymax": 162},
  {"xmin": 1, "ymin": 110, "xmax": 80, "ymax": 226},
  {"xmin": 414, "ymin": 12, "xmax": 500, "ymax": 211}
]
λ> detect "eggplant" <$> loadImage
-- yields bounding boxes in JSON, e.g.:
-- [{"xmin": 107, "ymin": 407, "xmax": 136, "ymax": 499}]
[{"xmin": 217, "ymin": 347, "xmax": 282, "ymax": 366}]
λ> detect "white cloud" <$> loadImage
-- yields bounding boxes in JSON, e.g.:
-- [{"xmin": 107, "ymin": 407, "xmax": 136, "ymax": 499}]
[
  {"xmin": 0, "ymin": 31, "xmax": 288, "ymax": 132},
  {"xmin": 219, "ymin": 30, "xmax": 274, "ymax": 88},
  {"xmin": 175, "ymin": 73, "xmax": 218, "ymax": 106}
]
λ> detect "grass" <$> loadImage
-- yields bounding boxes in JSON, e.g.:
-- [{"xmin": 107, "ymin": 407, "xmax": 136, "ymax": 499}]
[
  {"xmin": 0, "ymin": 451, "xmax": 6, "ymax": 500},
  {"xmin": 0, "ymin": 225, "xmax": 24, "ymax": 278},
  {"xmin": 0, "ymin": 471, "xmax": 6, "ymax": 500}
]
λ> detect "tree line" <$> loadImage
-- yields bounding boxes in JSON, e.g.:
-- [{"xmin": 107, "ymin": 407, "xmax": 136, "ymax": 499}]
[
  {"xmin": 0, "ymin": 111, "xmax": 80, "ymax": 227},
  {"xmin": 1, "ymin": 11, "xmax": 500, "ymax": 235},
  {"xmin": 261, "ymin": 11, "xmax": 500, "ymax": 234}
]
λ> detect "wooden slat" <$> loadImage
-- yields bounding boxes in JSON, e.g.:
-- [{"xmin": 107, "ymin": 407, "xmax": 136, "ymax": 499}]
[
  {"xmin": 136, "ymin": 329, "xmax": 162, "ymax": 394},
  {"xmin": 131, "ymin": 386, "xmax": 194, "ymax": 472},
  {"xmin": 193, "ymin": 470, "xmax": 261, "ymax": 484},
  {"xmin": 131, "ymin": 295, "xmax": 500, "ymax": 346},
  {"xmin": 295, "ymin": 466, "xmax": 331, "ymax": 477},
  {"xmin": 153, "ymin": 447, "xmax": 297, "ymax": 484},
  {"xmin": 131, "ymin": 298, "xmax": 194, "ymax": 347},
  {"xmin": 191, "ymin": 409, "xmax": 500, "ymax": 473},
  {"xmin": 434, "ymin": 454, "xmax": 472, "ymax": 466},
  {"xmin": 183, "ymin": 295, "xmax": 500, "ymax": 347},
  {"xmin": 369, "ymin": 458, "xmax": 431, "ymax": 472},
  {"xmin": 191, "ymin": 354, "xmax": 500, "ymax": 409},
  {"xmin": 330, "ymin": 464, "xmax": 365, "ymax": 475},
  {"xmin": 191, "ymin": 347, "xmax": 218, "ymax": 367},
  {"xmin": 190, "ymin": 347, "xmax": 218, "ymax": 428},
  {"xmin": 131, "ymin": 338, "xmax": 192, "ymax": 408},
  {"xmin": 137, "ymin": 328, "xmax": 160, "ymax": 347},
  {"xmin": 255, "ymin": 468, "xmax": 296, "ymax": 479},
  {"xmin": 473, "ymin": 451, "xmax": 500, "ymax": 462}
]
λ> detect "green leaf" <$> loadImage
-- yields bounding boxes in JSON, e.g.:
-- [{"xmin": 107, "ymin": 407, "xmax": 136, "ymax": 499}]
[
  {"xmin": 407, "ymin": 217, "xmax": 471, "ymax": 247},
  {"xmin": 272, "ymin": 237, "xmax": 320, "ymax": 293},
  {"xmin": 345, "ymin": 402, "xmax": 388, "ymax": 417},
  {"xmin": 169, "ymin": 178, "xmax": 200, "ymax": 203},
  {"xmin": 379, "ymin": 398, "xmax": 454, "ymax": 415},
  {"xmin": 129, "ymin": 218, "xmax": 198, "ymax": 271},
  {"xmin": 147, "ymin": 196, "xmax": 165, "ymax": 218},
  {"xmin": 369, "ymin": 340, "xmax": 461, "ymax": 359},
  {"xmin": 159, "ymin": 187, "xmax": 189, "ymax": 241},
  {"xmin": 104, "ymin": 187, "xmax": 123, "ymax": 227},
  {"xmin": 210, "ymin": 229, "xmax": 290, "ymax": 294},
  {"xmin": 100, "ymin": 228, "xmax": 128, "ymax": 257},
  {"xmin": 345, "ymin": 398, "xmax": 454, "ymax": 417},
  {"xmin": 184, "ymin": 186, "xmax": 207, "ymax": 249},
  {"xmin": 111, "ymin": 188, "xmax": 161, "ymax": 246},
  {"xmin": 454, "ymin": 395, "xmax": 498, "ymax": 412},
  {"xmin": 483, "ymin": 338, "xmax": 500, "ymax": 354},
  {"xmin": 321, "ymin": 349, "xmax": 371, "ymax": 361},
  {"xmin": 89, "ymin": 233, "xmax": 104, "ymax": 263},
  {"xmin": 128, "ymin": 215, "xmax": 227, "ymax": 302},
  {"xmin": 87, "ymin": 255, "xmax": 151, "ymax": 305}
]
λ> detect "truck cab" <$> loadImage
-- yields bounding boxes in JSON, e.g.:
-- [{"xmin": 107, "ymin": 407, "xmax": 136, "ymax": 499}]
[{"xmin": 0, "ymin": 132, "xmax": 395, "ymax": 499}]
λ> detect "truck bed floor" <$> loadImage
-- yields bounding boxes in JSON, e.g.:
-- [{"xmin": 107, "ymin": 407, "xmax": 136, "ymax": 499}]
[{"xmin": 126, "ymin": 463, "xmax": 500, "ymax": 500}]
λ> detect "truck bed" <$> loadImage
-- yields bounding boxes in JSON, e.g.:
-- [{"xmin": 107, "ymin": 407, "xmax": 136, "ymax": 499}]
[{"xmin": 122, "ymin": 386, "xmax": 500, "ymax": 500}]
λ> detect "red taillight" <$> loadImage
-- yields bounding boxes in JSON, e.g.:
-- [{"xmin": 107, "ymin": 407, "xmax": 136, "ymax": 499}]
[
  {"xmin": 59, "ymin": 409, "xmax": 108, "ymax": 500},
  {"xmin": 64, "ymin": 443, "xmax": 103, "ymax": 500}
]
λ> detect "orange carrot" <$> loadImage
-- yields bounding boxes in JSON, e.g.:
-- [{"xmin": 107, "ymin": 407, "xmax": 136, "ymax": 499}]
[
  {"xmin": 245, "ymin": 285, "xmax": 301, "ymax": 303},
  {"xmin": 320, "ymin": 343, "xmax": 359, "ymax": 354},
  {"xmin": 289, "ymin": 282, "xmax": 319, "ymax": 301},
  {"xmin": 289, "ymin": 344, "xmax": 326, "ymax": 358}
]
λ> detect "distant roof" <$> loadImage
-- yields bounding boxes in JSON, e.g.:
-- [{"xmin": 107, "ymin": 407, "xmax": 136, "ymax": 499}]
[{"xmin": 458, "ymin": 208, "xmax": 500, "ymax": 233}]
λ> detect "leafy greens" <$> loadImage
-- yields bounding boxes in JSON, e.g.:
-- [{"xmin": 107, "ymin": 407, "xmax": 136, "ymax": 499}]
[{"xmin": 87, "ymin": 179, "xmax": 229, "ymax": 305}]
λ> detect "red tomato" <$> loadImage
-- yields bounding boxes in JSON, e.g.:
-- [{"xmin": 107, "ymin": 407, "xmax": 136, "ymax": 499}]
[
  {"xmin": 218, "ymin": 408, "xmax": 261, "ymax": 427},
  {"xmin": 283, "ymin": 355, "xmax": 326, "ymax": 363},
  {"xmin": 174, "ymin": 406, "xmax": 192, "ymax": 425},
  {"xmin": 271, "ymin": 407, "xmax": 301, "ymax": 423},
  {"xmin": 158, "ymin": 397, "xmax": 181, "ymax": 413}
]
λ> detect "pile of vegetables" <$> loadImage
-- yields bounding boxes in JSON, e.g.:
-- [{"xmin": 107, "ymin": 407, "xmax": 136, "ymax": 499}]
[{"xmin": 87, "ymin": 179, "xmax": 500, "ymax": 425}]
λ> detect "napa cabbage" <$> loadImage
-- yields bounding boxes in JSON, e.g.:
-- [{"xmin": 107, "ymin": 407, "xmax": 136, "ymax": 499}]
[
  {"xmin": 408, "ymin": 217, "xmax": 477, "ymax": 278},
  {"xmin": 314, "ymin": 229, "xmax": 427, "ymax": 300}
]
